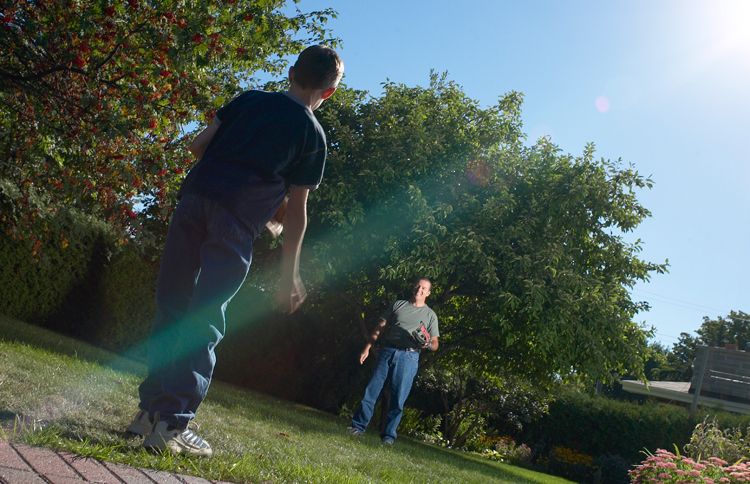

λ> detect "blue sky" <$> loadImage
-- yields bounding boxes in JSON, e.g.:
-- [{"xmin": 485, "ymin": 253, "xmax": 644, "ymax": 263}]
[{"xmin": 285, "ymin": 0, "xmax": 750, "ymax": 347}]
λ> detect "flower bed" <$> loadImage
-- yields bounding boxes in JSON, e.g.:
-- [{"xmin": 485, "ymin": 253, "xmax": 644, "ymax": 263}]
[{"xmin": 630, "ymin": 449, "xmax": 750, "ymax": 483}]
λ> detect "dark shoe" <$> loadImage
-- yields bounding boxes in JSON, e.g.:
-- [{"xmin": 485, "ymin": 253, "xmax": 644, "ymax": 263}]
[{"xmin": 347, "ymin": 426, "xmax": 364, "ymax": 436}]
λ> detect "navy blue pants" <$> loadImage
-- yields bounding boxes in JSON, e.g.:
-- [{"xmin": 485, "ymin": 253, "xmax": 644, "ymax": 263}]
[
  {"xmin": 138, "ymin": 194, "xmax": 254, "ymax": 428},
  {"xmin": 351, "ymin": 347, "xmax": 420, "ymax": 442}
]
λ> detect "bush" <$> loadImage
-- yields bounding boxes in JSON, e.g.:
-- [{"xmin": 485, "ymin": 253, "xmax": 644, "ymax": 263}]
[
  {"xmin": 593, "ymin": 453, "xmax": 631, "ymax": 484},
  {"xmin": 88, "ymin": 247, "xmax": 157, "ymax": 357},
  {"xmin": 544, "ymin": 445, "xmax": 596, "ymax": 482},
  {"xmin": 522, "ymin": 386, "xmax": 750, "ymax": 466},
  {"xmin": 0, "ymin": 205, "xmax": 115, "ymax": 328},
  {"xmin": 0, "ymin": 189, "xmax": 157, "ymax": 354},
  {"xmin": 684, "ymin": 417, "xmax": 750, "ymax": 464},
  {"xmin": 398, "ymin": 407, "xmax": 444, "ymax": 445},
  {"xmin": 630, "ymin": 448, "xmax": 750, "ymax": 483},
  {"xmin": 479, "ymin": 435, "xmax": 533, "ymax": 466}
]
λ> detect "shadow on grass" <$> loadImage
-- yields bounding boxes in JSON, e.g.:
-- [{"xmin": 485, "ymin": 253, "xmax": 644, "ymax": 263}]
[
  {"xmin": 1, "ymin": 316, "xmax": 566, "ymax": 482},
  {"xmin": 0, "ymin": 314, "xmax": 145, "ymax": 376},
  {"xmin": 206, "ymin": 386, "xmax": 559, "ymax": 484}
]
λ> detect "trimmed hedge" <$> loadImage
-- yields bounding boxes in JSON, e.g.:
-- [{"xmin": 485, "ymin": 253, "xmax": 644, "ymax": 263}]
[
  {"xmin": 88, "ymin": 247, "xmax": 157, "ymax": 358},
  {"xmin": 0, "ymin": 208, "xmax": 113, "ymax": 326},
  {"xmin": 521, "ymin": 386, "xmax": 750, "ymax": 465},
  {"xmin": 0, "ymin": 205, "xmax": 157, "ymax": 356}
]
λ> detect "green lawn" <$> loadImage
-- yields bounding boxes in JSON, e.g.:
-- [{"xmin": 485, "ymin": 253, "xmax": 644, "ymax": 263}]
[{"xmin": 0, "ymin": 314, "xmax": 569, "ymax": 483}]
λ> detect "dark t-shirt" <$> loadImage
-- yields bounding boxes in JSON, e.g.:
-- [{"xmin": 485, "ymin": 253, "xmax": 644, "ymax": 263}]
[
  {"xmin": 379, "ymin": 300, "xmax": 440, "ymax": 350},
  {"xmin": 180, "ymin": 90, "xmax": 327, "ymax": 236}
]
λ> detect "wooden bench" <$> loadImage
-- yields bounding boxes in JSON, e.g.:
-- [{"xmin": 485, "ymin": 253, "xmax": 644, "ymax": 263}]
[{"xmin": 689, "ymin": 345, "xmax": 750, "ymax": 416}]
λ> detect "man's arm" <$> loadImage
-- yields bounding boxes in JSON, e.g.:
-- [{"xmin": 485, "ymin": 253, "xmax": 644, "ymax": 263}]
[
  {"xmin": 188, "ymin": 118, "xmax": 221, "ymax": 160},
  {"xmin": 359, "ymin": 318, "xmax": 387, "ymax": 364},
  {"xmin": 276, "ymin": 185, "xmax": 309, "ymax": 314},
  {"xmin": 424, "ymin": 336, "xmax": 439, "ymax": 352}
]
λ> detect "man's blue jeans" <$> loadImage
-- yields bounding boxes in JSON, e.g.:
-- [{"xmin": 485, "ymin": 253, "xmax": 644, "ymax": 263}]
[
  {"xmin": 351, "ymin": 347, "xmax": 420, "ymax": 442},
  {"xmin": 138, "ymin": 194, "xmax": 254, "ymax": 429}
]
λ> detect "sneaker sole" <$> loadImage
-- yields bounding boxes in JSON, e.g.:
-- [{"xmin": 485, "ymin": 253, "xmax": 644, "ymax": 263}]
[
  {"xmin": 144, "ymin": 443, "xmax": 213, "ymax": 458},
  {"xmin": 144, "ymin": 438, "xmax": 213, "ymax": 458}
]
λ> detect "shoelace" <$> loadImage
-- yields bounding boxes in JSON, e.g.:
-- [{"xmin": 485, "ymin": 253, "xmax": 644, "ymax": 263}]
[{"xmin": 181, "ymin": 428, "xmax": 208, "ymax": 448}]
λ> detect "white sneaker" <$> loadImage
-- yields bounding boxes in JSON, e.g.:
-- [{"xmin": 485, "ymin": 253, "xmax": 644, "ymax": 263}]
[
  {"xmin": 125, "ymin": 410, "xmax": 154, "ymax": 437},
  {"xmin": 144, "ymin": 421, "xmax": 213, "ymax": 457}
]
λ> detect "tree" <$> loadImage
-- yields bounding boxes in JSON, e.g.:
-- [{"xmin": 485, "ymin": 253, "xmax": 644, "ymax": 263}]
[
  {"xmin": 0, "ymin": 0, "xmax": 335, "ymax": 252},
  {"xmin": 414, "ymin": 362, "xmax": 550, "ymax": 447},
  {"xmin": 297, "ymin": 74, "xmax": 666, "ymax": 387},
  {"xmin": 220, "ymin": 73, "xmax": 666, "ymax": 409},
  {"xmin": 657, "ymin": 311, "xmax": 750, "ymax": 381}
]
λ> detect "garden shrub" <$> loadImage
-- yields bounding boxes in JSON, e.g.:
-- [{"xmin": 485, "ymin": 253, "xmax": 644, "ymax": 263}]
[
  {"xmin": 592, "ymin": 453, "xmax": 631, "ymax": 484},
  {"xmin": 545, "ymin": 445, "xmax": 596, "ymax": 482},
  {"xmin": 684, "ymin": 417, "xmax": 750, "ymax": 464},
  {"xmin": 520, "ymin": 386, "xmax": 750, "ymax": 482},
  {"xmin": 398, "ymin": 407, "xmax": 444, "ymax": 445},
  {"xmin": 88, "ymin": 247, "xmax": 157, "ymax": 357},
  {"xmin": 0, "ymin": 187, "xmax": 157, "ymax": 355},
  {"xmin": 525, "ymin": 387, "xmax": 743, "ymax": 463},
  {"xmin": 0, "ymin": 205, "xmax": 115, "ymax": 328},
  {"xmin": 630, "ymin": 448, "xmax": 750, "ymax": 483},
  {"xmin": 478, "ymin": 435, "xmax": 533, "ymax": 465}
]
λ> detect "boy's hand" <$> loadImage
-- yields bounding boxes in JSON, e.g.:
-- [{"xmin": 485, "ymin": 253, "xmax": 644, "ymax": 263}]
[
  {"xmin": 277, "ymin": 274, "xmax": 307, "ymax": 314},
  {"xmin": 265, "ymin": 197, "xmax": 288, "ymax": 238},
  {"xmin": 359, "ymin": 346, "xmax": 370, "ymax": 365},
  {"xmin": 277, "ymin": 186, "xmax": 308, "ymax": 314}
]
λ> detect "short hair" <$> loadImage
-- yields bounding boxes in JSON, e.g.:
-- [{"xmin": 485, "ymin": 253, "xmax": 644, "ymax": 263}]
[
  {"xmin": 292, "ymin": 45, "xmax": 344, "ymax": 90},
  {"xmin": 414, "ymin": 277, "xmax": 432, "ymax": 289}
]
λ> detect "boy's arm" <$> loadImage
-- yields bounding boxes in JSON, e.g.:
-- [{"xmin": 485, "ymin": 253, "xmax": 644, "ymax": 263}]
[
  {"xmin": 188, "ymin": 118, "xmax": 221, "ymax": 160},
  {"xmin": 276, "ymin": 185, "xmax": 309, "ymax": 314},
  {"xmin": 359, "ymin": 318, "xmax": 388, "ymax": 364}
]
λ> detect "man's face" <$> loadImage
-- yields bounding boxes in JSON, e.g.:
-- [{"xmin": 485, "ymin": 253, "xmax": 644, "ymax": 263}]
[{"xmin": 413, "ymin": 279, "xmax": 431, "ymax": 301}]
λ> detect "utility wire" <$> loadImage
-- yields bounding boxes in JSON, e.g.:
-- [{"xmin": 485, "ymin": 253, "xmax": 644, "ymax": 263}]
[{"xmin": 632, "ymin": 289, "xmax": 749, "ymax": 321}]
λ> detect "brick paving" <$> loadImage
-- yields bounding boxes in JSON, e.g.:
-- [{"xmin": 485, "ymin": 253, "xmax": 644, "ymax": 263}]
[{"xmin": 0, "ymin": 440, "xmax": 233, "ymax": 484}]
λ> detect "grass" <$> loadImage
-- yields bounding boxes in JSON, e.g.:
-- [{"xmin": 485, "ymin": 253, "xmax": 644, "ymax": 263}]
[{"xmin": 0, "ymin": 314, "xmax": 570, "ymax": 483}]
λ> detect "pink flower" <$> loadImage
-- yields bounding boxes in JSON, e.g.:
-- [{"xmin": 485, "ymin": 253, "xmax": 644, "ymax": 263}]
[
  {"xmin": 719, "ymin": 478, "xmax": 730, "ymax": 483},
  {"xmin": 688, "ymin": 470, "xmax": 701, "ymax": 477},
  {"xmin": 709, "ymin": 457, "xmax": 729, "ymax": 466},
  {"xmin": 658, "ymin": 473, "xmax": 671, "ymax": 479}
]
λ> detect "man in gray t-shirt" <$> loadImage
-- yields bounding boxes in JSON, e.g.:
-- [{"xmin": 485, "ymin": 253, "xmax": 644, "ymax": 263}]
[{"xmin": 349, "ymin": 278, "xmax": 439, "ymax": 444}]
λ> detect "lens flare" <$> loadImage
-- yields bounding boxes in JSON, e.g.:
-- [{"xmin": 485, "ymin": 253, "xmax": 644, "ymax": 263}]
[
  {"xmin": 466, "ymin": 159, "xmax": 490, "ymax": 186},
  {"xmin": 595, "ymin": 96, "xmax": 610, "ymax": 113}
]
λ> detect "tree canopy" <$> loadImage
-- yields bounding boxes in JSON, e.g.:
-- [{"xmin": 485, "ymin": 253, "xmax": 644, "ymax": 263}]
[
  {"xmin": 245, "ymin": 74, "xmax": 666, "ymax": 389},
  {"xmin": 652, "ymin": 310, "xmax": 750, "ymax": 381},
  {"xmin": 4, "ymin": 2, "xmax": 668, "ymax": 394},
  {"xmin": 0, "ymin": 0, "xmax": 335, "ymax": 250}
]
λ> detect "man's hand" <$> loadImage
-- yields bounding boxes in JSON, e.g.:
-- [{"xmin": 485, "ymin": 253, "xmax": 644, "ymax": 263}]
[
  {"xmin": 359, "ymin": 346, "xmax": 370, "ymax": 365},
  {"xmin": 423, "ymin": 336, "xmax": 439, "ymax": 352}
]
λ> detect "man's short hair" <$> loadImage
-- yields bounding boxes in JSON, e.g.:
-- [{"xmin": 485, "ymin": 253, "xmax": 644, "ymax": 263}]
[
  {"xmin": 414, "ymin": 277, "xmax": 432, "ymax": 289},
  {"xmin": 292, "ymin": 44, "xmax": 344, "ymax": 90}
]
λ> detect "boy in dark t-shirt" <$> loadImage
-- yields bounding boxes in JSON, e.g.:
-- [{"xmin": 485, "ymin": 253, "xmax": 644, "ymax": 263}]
[{"xmin": 126, "ymin": 45, "xmax": 344, "ymax": 457}]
